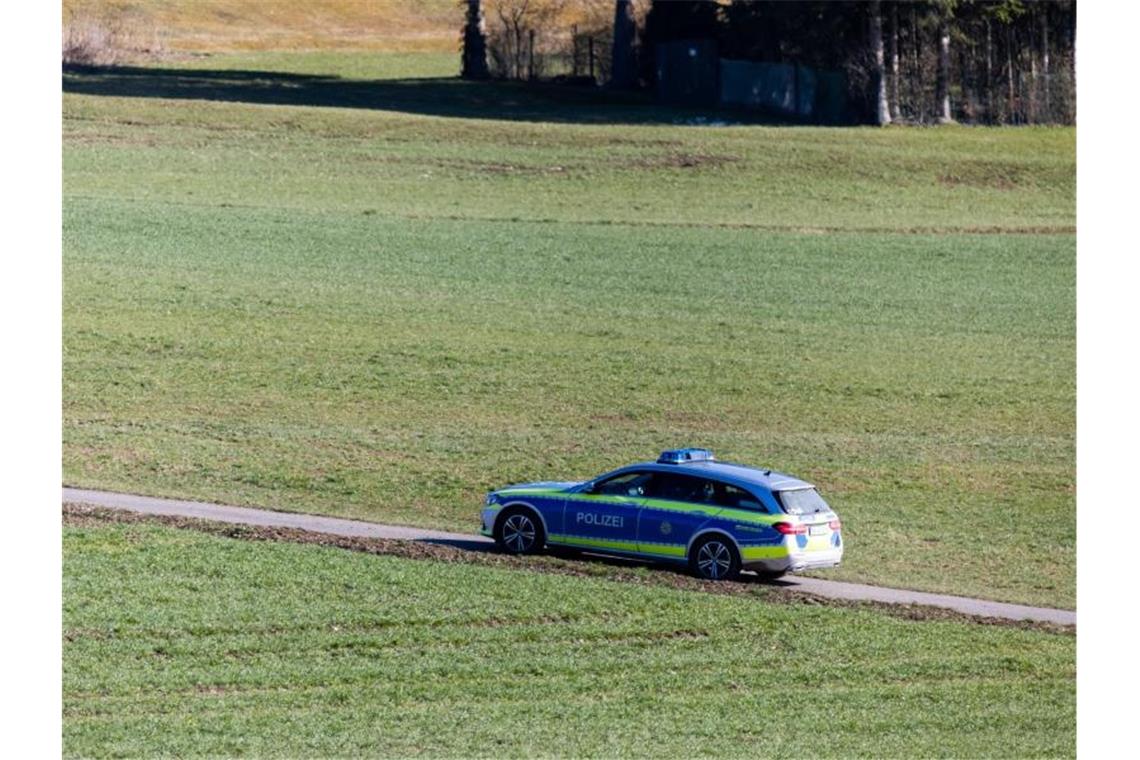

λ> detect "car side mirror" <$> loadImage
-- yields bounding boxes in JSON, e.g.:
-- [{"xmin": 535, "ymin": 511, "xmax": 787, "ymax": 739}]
[{"xmin": 581, "ymin": 483, "xmax": 595, "ymax": 494}]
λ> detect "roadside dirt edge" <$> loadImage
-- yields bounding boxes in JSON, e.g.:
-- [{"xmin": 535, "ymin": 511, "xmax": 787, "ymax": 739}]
[{"xmin": 64, "ymin": 503, "xmax": 1073, "ymax": 636}]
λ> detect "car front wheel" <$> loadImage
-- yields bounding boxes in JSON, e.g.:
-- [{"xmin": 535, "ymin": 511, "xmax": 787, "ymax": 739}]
[
  {"xmin": 689, "ymin": 535, "xmax": 741, "ymax": 581},
  {"xmin": 495, "ymin": 508, "xmax": 544, "ymax": 555}
]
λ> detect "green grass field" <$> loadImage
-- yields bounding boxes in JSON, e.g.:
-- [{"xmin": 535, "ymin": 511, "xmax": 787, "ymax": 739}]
[
  {"xmin": 62, "ymin": 51, "xmax": 1075, "ymax": 608},
  {"xmin": 63, "ymin": 518, "xmax": 1075, "ymax": 757}
]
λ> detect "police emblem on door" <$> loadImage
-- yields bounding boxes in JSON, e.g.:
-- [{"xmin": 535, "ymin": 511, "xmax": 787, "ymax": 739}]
[{"xmin": 660, "ymin": 521, "xmax": 672, "ymax": 535}]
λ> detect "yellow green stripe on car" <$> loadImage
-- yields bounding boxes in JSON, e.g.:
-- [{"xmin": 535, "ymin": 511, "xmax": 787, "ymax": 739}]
[
  {"xmin": 740, "ymin": 545, "xmax": 791, "ymax": 561},
  {"xmin": 546, "ymin": 534, "xmax": 641, "ymax": 554}
]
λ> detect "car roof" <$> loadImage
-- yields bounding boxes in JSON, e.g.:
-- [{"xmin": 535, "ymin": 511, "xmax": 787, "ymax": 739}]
[{"xmin": 621, "ymin": 460, "xmax": 814, "ymax": 493}]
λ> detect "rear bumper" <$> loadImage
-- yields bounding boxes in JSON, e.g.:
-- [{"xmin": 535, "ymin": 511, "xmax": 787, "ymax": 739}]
[{"xmin": 743, "ymin": 545, "xmax": 843, "ymax": 574}]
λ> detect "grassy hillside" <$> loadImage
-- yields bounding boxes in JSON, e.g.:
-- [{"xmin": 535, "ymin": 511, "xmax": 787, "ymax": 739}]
[
  {"xmin": 62, "ymin": 52, "xmax": 1075, "ymax": 608},
  {"xmin": 63, "ymin": 518, "xmax": 1075, "ymax": 757},
  {"xmin": 62, "ymin": 77, "xmax": 1073, "ymax": 231},
  {"xmin": 64, "ymin": 0, "xmax": 462, "ymax": 53}
]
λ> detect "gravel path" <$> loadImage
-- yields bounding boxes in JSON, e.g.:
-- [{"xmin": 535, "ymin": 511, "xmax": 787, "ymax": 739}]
[{"xmin": 63, "ymin": 487, "xmax": 1075, "ymax": 626}]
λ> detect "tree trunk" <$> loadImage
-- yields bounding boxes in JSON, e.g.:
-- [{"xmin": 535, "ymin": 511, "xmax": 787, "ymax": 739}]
[
  {"xmin": 461, "ymin": 0, "xmax": 489, "ymax": 80},
  {"xmin": 889, "ymin": 2, "xmax": 901, "ymax": 120},
  {"xmin": 1029, "ymin": 40, "xmax": 1037, "ymax": 122},
  {"xmin": 936, "ymin": 20, "xmax": 952, "ymax": 123},
  {"xmin": 959, "ymin": 41, "xmax": 971, "ymax": 121},
  {"xmin": 1070, "ymin": 1, "xmax": 1076, "ymax": 124},
  {"xmin": 912, "ymin": 4, "xmax": 923, "ymax": 122},
  {"xmin": 527, "ymin": 28, "xmax": 535, "ymax": 80},
  {"xmin": 571, "ymin": 24, "xmax": 579, "ymax": 77},
  {"xmin": 1041, "ymin": 4, "xmax": 1051, "ymax": 120},
  {"xmin": 610, "ymin": 0, "xmax": 637, "ymax": 89},
  {"xmin": 870, "ymin": 1, "xmax": 891, "ymax": 125},
  {"xmin": 1070, "ymin": 3, "xmax": 1076, "ymax": 81},
  {"xmin": 1007, "ymin": 26, "xmax": 1015, "ymax": 123},
  {"xmin": 985, "ymin": 19, "xmax": 994, "ymax": 122}
]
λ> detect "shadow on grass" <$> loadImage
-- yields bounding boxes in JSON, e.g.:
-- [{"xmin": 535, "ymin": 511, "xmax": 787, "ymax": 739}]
[
  {"xmin": 62, "ymin": 63, "xmax": 784, "ymax": 126},
  {"xmin": 423, "ymin": 536, "xmax": 791, "ymax": 586}
]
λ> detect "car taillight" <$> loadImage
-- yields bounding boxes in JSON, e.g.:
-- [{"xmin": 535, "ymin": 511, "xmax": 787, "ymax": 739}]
[
  {"xmin": 829, "ymin": 519, "xmax": 841, "ymax": 530},
  {"xmin": 774, "ymin": 522, "xmax": 806, "ymax": 535}
]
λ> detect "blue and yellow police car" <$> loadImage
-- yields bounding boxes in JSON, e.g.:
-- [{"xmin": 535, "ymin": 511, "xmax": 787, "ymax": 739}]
[{"xmin": 480, "ymin": 448, "xmax": 843, "ymax": 581}]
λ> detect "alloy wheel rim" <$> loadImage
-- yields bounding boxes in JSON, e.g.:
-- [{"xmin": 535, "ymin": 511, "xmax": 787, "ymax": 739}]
[
  {"xmin": 503, "ymin": 514, "xmax": 536, "ymax": 552},
  {"xmin": 697, "ymin": 541, "xmax": 731, "ymax": 579}
]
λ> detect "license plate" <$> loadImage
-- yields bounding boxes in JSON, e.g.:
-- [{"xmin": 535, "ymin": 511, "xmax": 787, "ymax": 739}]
[{"xmin": 808, "ymin": 524, "xmax": 828, "ymax": 536}]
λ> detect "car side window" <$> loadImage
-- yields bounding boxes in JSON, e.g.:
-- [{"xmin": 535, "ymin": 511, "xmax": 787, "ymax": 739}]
[
  {"xmin": 593, "ymin": 471, "xmax": 656, "ymax": 497},
  {"xmin": 646, "ymin": 473, "xmax": 714, "ymax": 504}
]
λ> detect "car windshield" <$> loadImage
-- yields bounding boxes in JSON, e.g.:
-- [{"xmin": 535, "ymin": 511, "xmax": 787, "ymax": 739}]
[{"xmin": 777, "ymin": 488, "xmax": 830, "ymax": 515}]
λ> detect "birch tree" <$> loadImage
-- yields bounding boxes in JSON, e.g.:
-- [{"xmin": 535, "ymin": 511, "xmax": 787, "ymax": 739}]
[
  {"xmin": 936, "ymin": 14, "xmax": 953, "ymax": 122},
  {"xmin": 889, "ymin": 2, "xmax": 901, "ymax": 121},
  {"xmin": 870, "ymin": 1, "xmax": 891, "ymax": 125}
]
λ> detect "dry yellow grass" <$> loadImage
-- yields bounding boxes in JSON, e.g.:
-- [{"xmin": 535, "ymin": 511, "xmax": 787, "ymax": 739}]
[{"xmin": 63, "ymin": 0, "xmax": 462, "ymax": 53}]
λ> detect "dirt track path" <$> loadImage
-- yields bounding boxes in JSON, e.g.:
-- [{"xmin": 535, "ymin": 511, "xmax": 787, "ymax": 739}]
[{"xmin": 62, "ymin": 487, "xmax": 1075, "ymax": 626}]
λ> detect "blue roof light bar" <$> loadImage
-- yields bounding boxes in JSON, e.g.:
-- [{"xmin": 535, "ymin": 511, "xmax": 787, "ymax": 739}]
[{"xmin": 657, "ymin": 448, "xmax": 716, "ymax": 465}]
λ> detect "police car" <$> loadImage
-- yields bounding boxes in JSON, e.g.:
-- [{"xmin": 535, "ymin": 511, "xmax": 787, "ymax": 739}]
[{"xmin": 480, "ymin": 449, "xmax": 843, "ymax": 581}]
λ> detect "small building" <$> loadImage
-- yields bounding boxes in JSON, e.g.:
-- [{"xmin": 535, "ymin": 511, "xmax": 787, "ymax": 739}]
[{"xmin": 655, "ymin": 40, "xmax": 848, "ymax": 123}]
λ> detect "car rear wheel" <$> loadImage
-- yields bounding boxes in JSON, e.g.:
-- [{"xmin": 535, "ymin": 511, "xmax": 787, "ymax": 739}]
[
  {"xmin": 689, "ymin": 535, "xmax": 741, "ymax": 581},
  {"xmin": 495, "ymin": 508, "xmax": 544, "ymax": 555}
]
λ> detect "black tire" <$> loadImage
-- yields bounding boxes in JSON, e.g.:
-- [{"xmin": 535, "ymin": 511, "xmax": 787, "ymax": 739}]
[
  {"xmin": 494, "ymin": 507, "xmax": 545, "ymax": 555},
  {"xmin": 689, "ymin": 534, "xmax": 741, "ymax": 581}
]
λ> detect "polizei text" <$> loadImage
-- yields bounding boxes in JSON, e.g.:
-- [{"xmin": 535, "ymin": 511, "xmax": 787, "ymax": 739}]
[{"xmin": 576, "ymin": 512, "xmax": 624, "ymax": 528}]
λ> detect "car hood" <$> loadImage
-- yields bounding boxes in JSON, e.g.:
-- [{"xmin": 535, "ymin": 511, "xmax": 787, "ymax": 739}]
[{"xmin": 496, "ymin": 480, "xmax": 583, "ymax": 494}]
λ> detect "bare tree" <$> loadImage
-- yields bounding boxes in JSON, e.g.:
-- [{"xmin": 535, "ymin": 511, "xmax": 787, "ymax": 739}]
[
  {"xmin": 500, "ymin": 0, "xmax": 530, "ymax": 79},
  {"xmin": 870, "ymin": 1, "xmax": 891, "ymax": 125},
  {"xmin": 461, "ymin": 0, "xmax": 490, "ymax": 80},
  {"xmin": 610, "ymin": 0, "xmax": 637, "ymax": 89}
]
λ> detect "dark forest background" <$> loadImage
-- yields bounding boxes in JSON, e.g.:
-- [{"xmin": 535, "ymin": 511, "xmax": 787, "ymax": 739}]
[{"xmin": 464, "ymin": 1, "xmax": 1076, "ymax": 125}]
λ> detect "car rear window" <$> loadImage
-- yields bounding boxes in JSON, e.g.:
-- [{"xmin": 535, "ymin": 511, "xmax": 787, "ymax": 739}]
[
  {"xmin": 716, "ymin": 483, "xmax": 766, "ymax": 512},
  {"xmin": 777, "ymin": 488, "xmax": 830, "ymax": 516}
]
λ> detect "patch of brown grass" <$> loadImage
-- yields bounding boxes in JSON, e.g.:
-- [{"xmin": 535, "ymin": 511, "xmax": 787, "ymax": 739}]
[
  {"xmin": 62, "ymin": 9, "xmax": 165, "ymax": 65},
  {"xmin": 62, "ymin": 0, "xmax": 461, "ymax": 53}
]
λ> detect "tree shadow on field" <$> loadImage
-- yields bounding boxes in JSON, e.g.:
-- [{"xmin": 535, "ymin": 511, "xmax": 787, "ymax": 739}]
[{"xmin": 62, "ymin": 63, "xmax": 784, "ymax": 126}]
